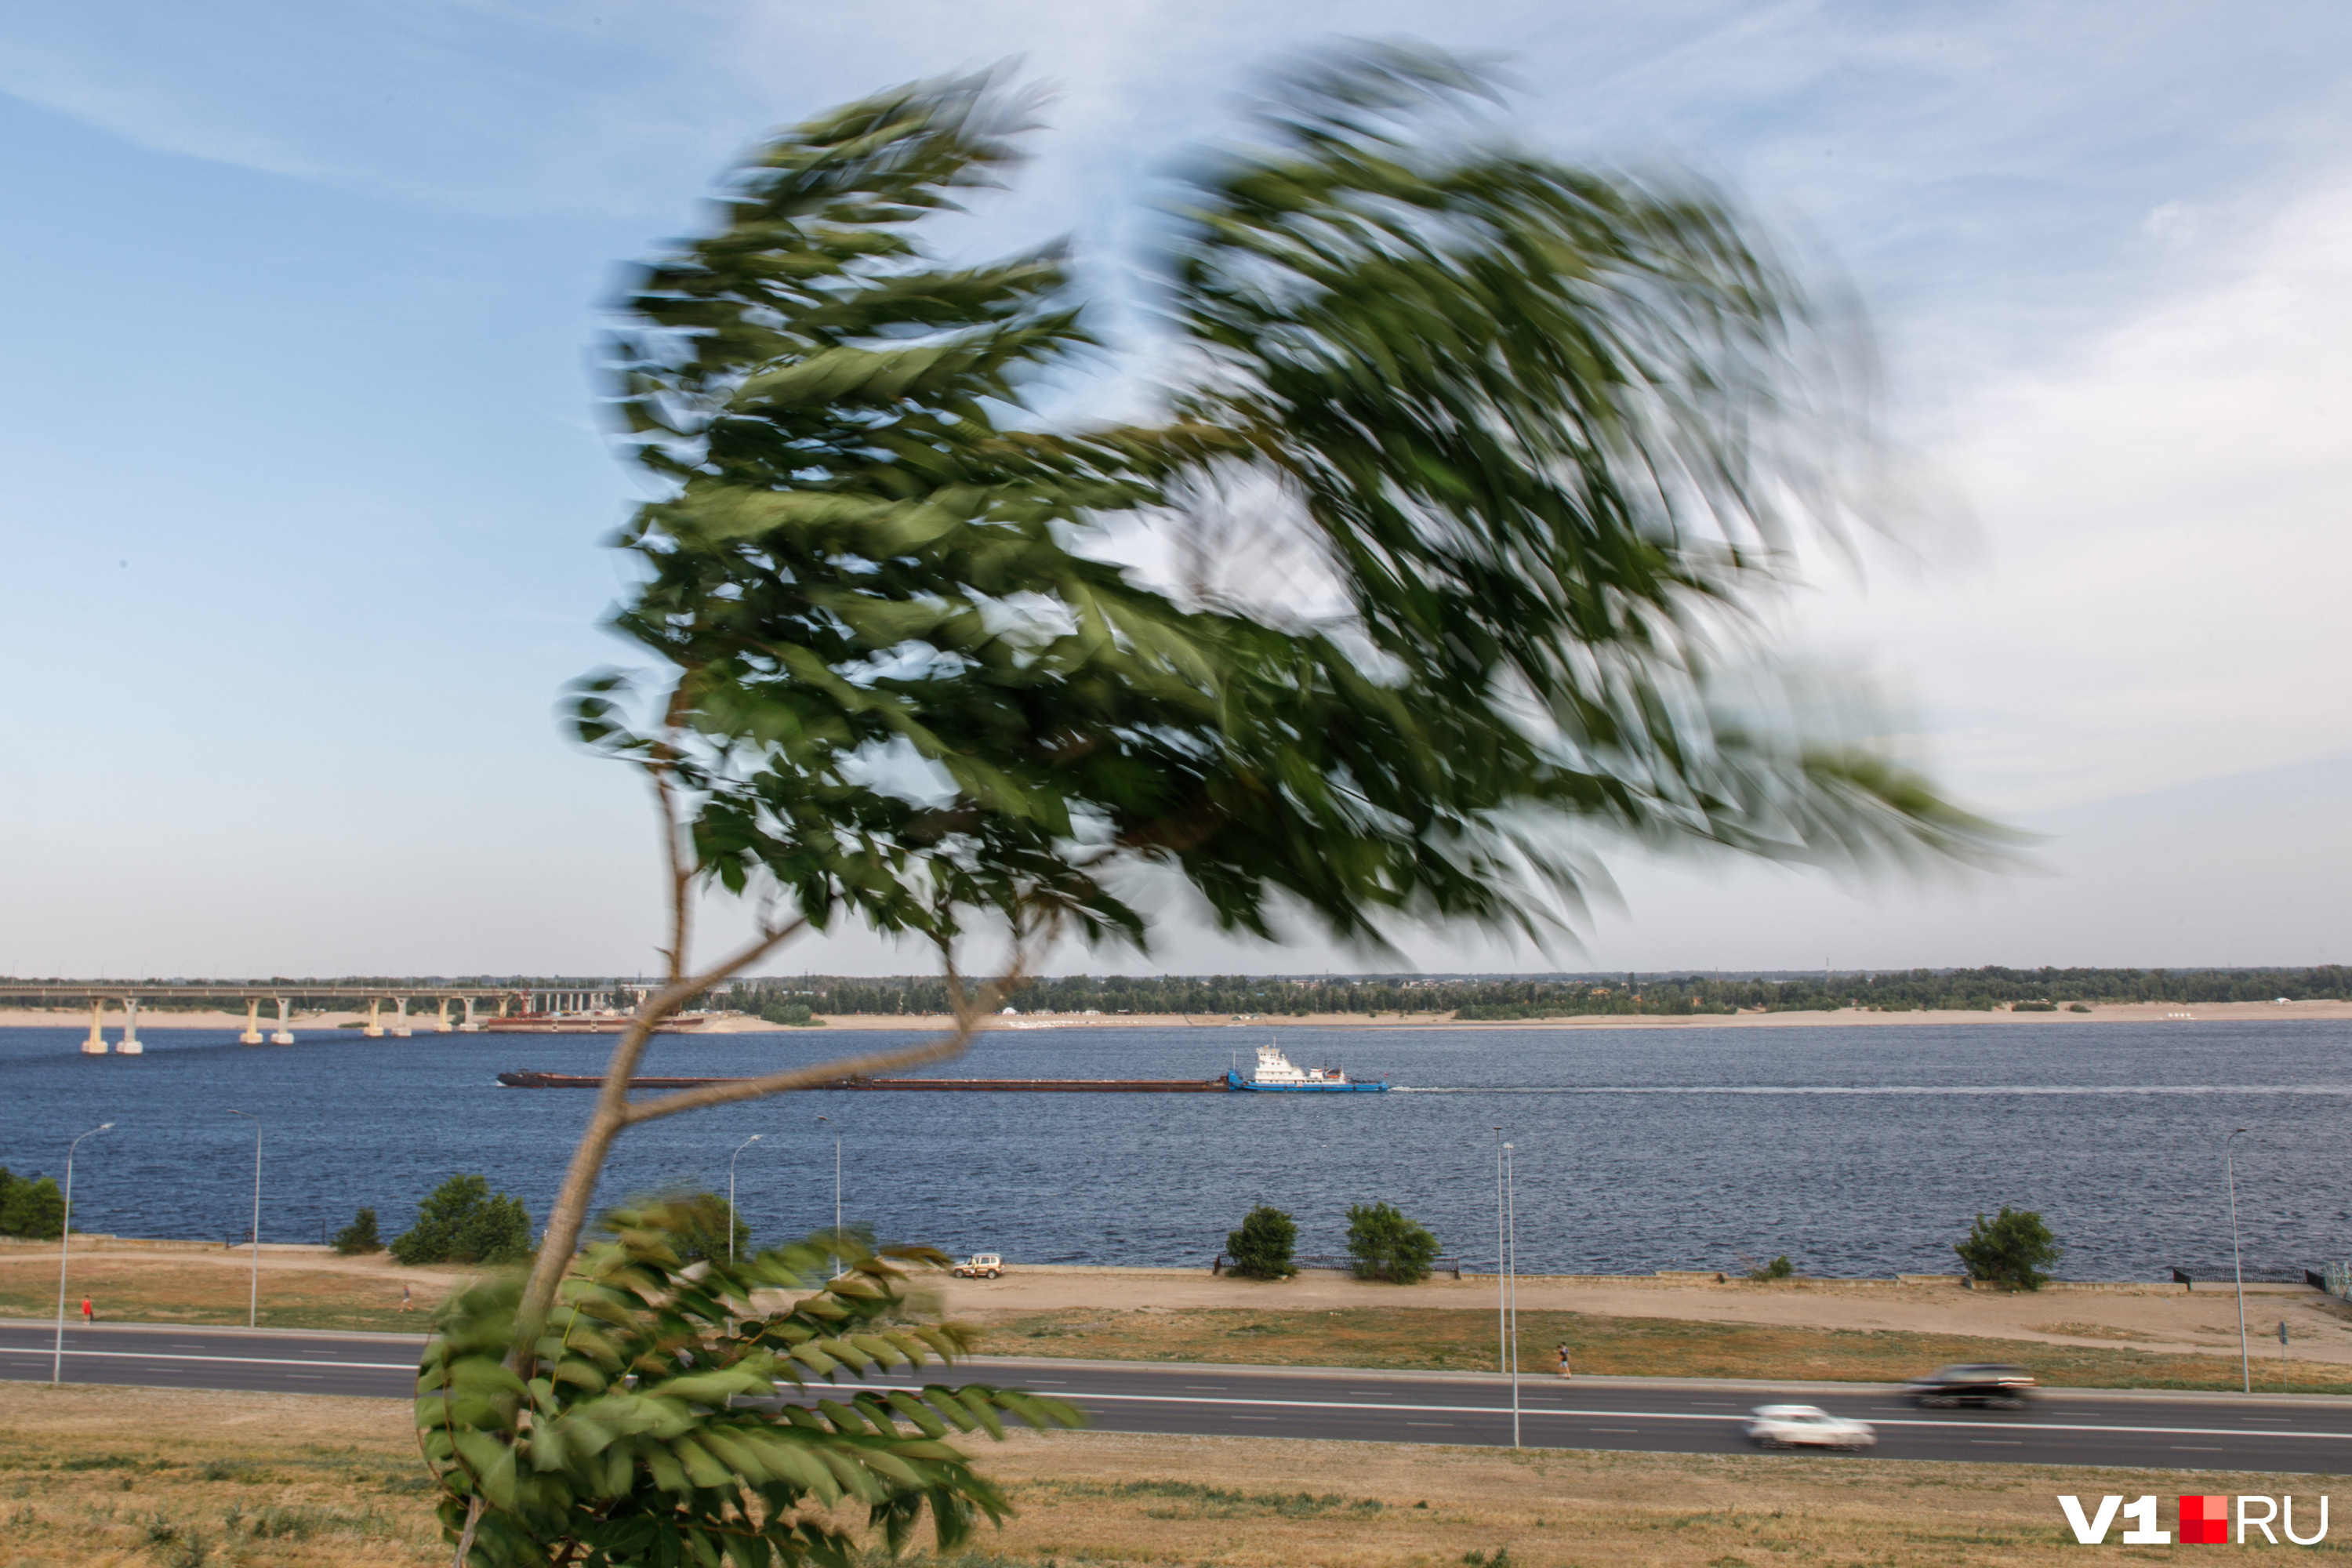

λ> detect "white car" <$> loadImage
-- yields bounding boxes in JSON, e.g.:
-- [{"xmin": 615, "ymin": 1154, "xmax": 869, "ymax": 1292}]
[{"xmin": 1744, "ymin": 1404, "xmax": 1876, "ymax": 1450}]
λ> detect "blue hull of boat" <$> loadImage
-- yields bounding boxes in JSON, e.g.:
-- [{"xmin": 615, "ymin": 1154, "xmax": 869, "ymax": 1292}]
[{"xmin": 1224, "ymin": 1071, "xmax": 1388, "ymax": 1092}]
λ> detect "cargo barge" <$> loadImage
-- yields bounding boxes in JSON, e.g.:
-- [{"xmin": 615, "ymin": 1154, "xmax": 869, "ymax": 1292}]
[
  {"xmin": 496, "ymin": 1045, "xmax": 1385, "ymax": 1093},
  {"xmin": 495, "ymin": 1070, "xmax": 1228, "ymax": 1091}
]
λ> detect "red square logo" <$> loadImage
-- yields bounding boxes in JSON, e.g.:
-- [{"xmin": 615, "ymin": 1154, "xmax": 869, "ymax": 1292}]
[{"xmin": 2180, "ymin": 1494, "xmax": 2230, "ymax": 1544}]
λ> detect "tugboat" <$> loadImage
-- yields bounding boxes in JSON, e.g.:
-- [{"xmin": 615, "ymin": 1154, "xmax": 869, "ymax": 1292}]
[{"xmin": 1225, "ymin": 1041, "xmax": 1388, "ymax": 1093}]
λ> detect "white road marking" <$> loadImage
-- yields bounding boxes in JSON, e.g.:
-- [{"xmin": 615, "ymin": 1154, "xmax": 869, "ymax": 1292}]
[
  {"xmin": 855, "ymin": 1385, "xmax": 2352, "ymax": 1443},
  {"xmin": 0, "ymin": 1347, "xmax": 412, "ymax": 1372}
]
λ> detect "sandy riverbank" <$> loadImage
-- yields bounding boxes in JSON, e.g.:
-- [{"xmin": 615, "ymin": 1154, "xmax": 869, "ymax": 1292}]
[
  {"xmin": 10, "ymin": 998, "xmax": 2350, "ymax": 1034},
  {"xmin": 12, "ymin": 1240, "xmax": 2348, "ymax": 1367},
  {"xmin": 937, "ymin": 1266, "xmax": 2352, "ymax": 1367}
]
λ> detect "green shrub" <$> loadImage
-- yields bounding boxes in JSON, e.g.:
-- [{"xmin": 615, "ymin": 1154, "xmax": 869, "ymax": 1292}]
[
  {"xmin": 0, "ymin": 1174, "xmax": 64, "ymax": 1240},
  {"xmin": 758, "ymin": 1000, "xmax": 824, "ymax": 1027},
  {"xmin": 389, "ymin": 1175, "xmax": 532, "ymax": 1265},
  {"xmin": 329, "ymin": 1207, "xmax": 382, "ymax": 1255},
  {"xmin": 1745, "ymin": 1254, "xmax": 1795, "ymax": 1280},
  {"xmin": 1955, "ymin": 1206, "xmax": 2063, "ymax": 1290},
  {"xmin": 1225, "ymin": 1205, "xmax": 1299, "ymax": 1279},
  {"xmin": 1345, "ymin": 1202, "xmax": 1440, "ymax": 1283}
]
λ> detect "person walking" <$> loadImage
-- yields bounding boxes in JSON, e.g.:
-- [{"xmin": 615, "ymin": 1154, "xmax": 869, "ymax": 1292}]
[
  {"xmin": 1555, "ymin": 1342, "xmax": 1572, "ymax": 1379},
  {"xmin": 400, "ymin": 1283, "xmax": 413, "ymax": 1312},
  {"xmin": 80, "ymin": 1296, "xmax": 95, "ymax": 1324}
]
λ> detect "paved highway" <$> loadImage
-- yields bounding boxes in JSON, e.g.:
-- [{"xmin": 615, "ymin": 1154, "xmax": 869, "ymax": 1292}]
[{"xmin": 8, "ymin": 1323, "xmax": 2350, "ymax": 1473}]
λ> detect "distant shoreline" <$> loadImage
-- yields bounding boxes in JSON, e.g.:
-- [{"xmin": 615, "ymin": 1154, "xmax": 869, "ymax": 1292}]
[{"xmin": 6, "ymin": 998, "xmax": 2347, "ymax": 1033}]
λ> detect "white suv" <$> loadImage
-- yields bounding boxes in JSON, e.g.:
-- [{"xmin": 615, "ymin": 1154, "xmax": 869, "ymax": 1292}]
[{"xmin": 1744, "ymin": 1404, "xmax": 1876, "ymax": 1450}]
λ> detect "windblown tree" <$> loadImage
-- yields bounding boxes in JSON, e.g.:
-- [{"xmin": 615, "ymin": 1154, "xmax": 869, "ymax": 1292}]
[{"xmin": 438, "ymin": 42, "xmax": 2003, "ymax": 1566}]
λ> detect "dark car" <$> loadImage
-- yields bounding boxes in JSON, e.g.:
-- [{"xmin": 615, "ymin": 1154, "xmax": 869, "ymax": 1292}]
[{"xmin": 1904, "ymin": 1363, "xmax": 2036, "ymax": 1407}]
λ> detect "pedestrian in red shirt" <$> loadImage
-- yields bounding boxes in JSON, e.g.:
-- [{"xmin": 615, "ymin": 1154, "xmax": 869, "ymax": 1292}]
[{"xmin": 80, "ymin": 1297, "xmax": 94, "ymax": 1323}]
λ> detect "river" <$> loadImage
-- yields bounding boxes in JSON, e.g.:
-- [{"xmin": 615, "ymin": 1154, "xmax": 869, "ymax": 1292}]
[{"xmin": 5, "ymin": 1020, "xmax": 2347, "ymax": 1279}]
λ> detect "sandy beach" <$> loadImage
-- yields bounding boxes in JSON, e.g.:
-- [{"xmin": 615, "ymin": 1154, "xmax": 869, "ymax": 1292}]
[{"xmin": 7, "ymin": 997, "xmax": 2348, "ymax": 1033}]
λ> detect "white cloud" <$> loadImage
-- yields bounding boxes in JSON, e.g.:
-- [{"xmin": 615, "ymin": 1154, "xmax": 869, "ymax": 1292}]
[{"xmin": 1810, "ymin": 174, "xmax": 2352, "ymax": 814}]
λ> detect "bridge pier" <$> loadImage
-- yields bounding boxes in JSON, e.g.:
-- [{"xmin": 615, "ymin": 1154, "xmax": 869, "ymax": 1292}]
[
  {"xmin": 117, "ymin": 999, "xmax": 144, "ymax": 1054},
  {"xmin": 270, "ymin": 996, "xmax": 295, "ymax": 1045},
  {"xmin": 362, "ymin": 999, "xmax": 384, "ymax": 1039},
  {"xmin": 390, "ymin": 996, "xmax": 412, "ymax": 1038},
  {"xmin": 81, "ymin": 999, "xmax": 107, "ymax": 1054},
  {"xmin": 459, "ymin": 996, "xmax": 480, "ymax": 1031},
  {"xmin": 434, "ymin": 998, "xmax": 454, "ymax": 1033},
  {"xmin": 240, "ymin": 999, "xmax": 264, "ymax": 1045}
]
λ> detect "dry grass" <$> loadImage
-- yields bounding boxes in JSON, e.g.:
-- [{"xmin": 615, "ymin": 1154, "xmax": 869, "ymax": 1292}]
[
  {"xmin": 978, "ymin": 1307, "xmax": 2352, "ymax": 1394},
  {"xmin": 974, "ymin": 1428, "xmax": 2352, "ymax": 1567},
  {"xmin": 0, "ymin": 1383, "xmax": 441, "ymax": 1567},
  {"xmin": 5, "ymin": 1382, "xmax": 2347, "ymax": 1568},
  {"xmin": 0, "ymin": 1255, "xmax": 445, "ymax": 1334}
]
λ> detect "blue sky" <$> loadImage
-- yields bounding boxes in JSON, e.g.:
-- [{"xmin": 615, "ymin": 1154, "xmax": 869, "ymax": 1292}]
[{"xmin": 4, "ymin": 2, "xmax": 2348, "ymax": 978}]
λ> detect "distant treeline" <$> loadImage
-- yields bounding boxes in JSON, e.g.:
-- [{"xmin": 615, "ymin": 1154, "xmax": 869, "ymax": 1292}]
[{"xmin": 727, "ymin": 966, "xmax": 2352, "ymax": 1021}]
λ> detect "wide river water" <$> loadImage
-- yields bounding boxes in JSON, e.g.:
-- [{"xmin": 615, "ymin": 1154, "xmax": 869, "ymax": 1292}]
[{"xmin": 5, "ymin": 1021, "xmax": 2347, "ymax": 1279}]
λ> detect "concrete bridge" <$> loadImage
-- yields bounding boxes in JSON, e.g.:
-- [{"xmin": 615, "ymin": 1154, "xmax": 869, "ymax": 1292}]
[{"xmin": 0, "ymin": 983, "xmax": 637, "ymax": 1054}]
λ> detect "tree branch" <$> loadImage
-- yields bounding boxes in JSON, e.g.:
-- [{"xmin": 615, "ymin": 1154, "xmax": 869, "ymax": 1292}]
[
  {"xmin": 511, "ymin": 909, "xmax": 811, "ymax": 1350},
  {"xmin": 619, "ymin": 1028, "xmax": 986, "ymax": 1125},
  {"xmin": 649, "ymin": 688, "xmax": 696, "ymax": 985}
]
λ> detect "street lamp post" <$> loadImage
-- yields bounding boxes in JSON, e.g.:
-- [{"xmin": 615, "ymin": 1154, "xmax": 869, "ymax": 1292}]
[
  {"xmin": 53, "ymin": 1123, "xmax": 114, "ymax": 1384},
  {"xmin": 815, "ymin": 1116, "xmax": 841, "ymax": 1277},
  {"xmin": 227, "ymin": 1109, "xmax": 261, "ymax": 1328},
  {"xmin": 1504, "ymin": 1139, "xmax": 1520, "ymax": 1450},
  {"xmin": 1493, "ymin": 1128, "xmax": 1505, "ymax": 1377},
  {"xmin": 2225, "ymin": 1127, "xmax": 2251, "ymax": 1394},
  {"xmin": 727, "ymin": 1134, "xmax": 763, "ymax": 1264}
]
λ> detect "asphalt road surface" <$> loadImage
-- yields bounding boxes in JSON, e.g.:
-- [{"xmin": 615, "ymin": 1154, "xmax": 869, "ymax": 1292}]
[{"xmin": 8, "ymin": 1323, "xmax": 2350, "ymax": 1474}]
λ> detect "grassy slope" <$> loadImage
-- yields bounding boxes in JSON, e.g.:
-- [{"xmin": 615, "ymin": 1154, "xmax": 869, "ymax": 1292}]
[
  {"xmin": 986, "ymin": 1305, "xmax": 2352, "ymax": 1394},
  {"xmin": 0, "ymin": 1255, "xmax": 444, "ymax": 1334}
]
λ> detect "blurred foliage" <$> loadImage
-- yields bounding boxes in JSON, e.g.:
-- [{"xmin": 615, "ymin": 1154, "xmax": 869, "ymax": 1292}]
[
  {"xmin": 575, "ymin": 43, "xmax": 1999, "ymax": 975},
  {"xmin": 419, "ymin": 1200, "xmax": 1080, "ymax": 1566},
  {"xmin": 638, "ymin": 1189, "xmax": 751, "ymax": 1265}
]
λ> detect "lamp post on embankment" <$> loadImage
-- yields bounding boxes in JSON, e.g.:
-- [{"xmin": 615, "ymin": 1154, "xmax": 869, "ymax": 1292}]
[
  {"xmin": 227, "ymin": 1109, "xmax": 261, "ymax": 1328},
  {"xmin": 815, "ymin": 1116, "xmax": 842, "ymax": 1277},
  {"xmin": 727, "ymin": 1134, "xmax": 763, "ymax": 1263},
  {"xmin": 53, "ymin": 1123, "xmax": 113, "ymax": 1384},
  {"xmin": 1504, "ymin": 1140, "xmax": 1520, "ymax": 1450},
  {"xmin": 2225, "ymin": 1126, "xmax": 2251, "ymax": 1395},
  {"xmin": 1494, "ymin": 1127, "xmax": 1505, "ymax": 1376},
  {"xmin": 1491, "ymin": 1126, "xmax": 1521, "ymax": 1446}
]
